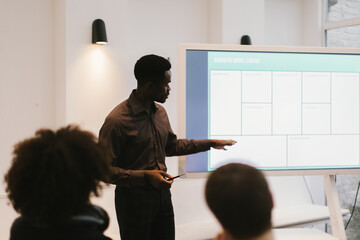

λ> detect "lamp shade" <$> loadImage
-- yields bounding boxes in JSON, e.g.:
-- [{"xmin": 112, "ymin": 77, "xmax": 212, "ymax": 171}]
[{"xmin": 92, "ymin": 19, "xmax": 107, "ymax": 45}]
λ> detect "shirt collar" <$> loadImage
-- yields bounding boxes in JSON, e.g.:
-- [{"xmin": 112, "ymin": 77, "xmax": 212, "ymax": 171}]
[{"xmin": 129, "ymin": 89, "xmax": 158, "ymax": 115}]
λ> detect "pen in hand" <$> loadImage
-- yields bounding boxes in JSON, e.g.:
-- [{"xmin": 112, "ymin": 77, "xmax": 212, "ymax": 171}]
[{"xmin": 166, "ymin": 173, "xmax": 186, "ymax": 181}]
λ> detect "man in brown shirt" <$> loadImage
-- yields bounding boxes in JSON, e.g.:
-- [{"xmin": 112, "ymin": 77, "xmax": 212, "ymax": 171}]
[{"xmin": 99, "ymin": 54, "xmax": 235, "ymax": 240}]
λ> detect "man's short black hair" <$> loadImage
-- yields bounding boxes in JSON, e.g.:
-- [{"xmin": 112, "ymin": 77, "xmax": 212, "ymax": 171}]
[
  {"xmin": 205, "ymin": 163, "xmax": 273, "ymax": 239},
  {"xmin": 134, "ymin": 54, "xmax": 171, "ymax": 87}
]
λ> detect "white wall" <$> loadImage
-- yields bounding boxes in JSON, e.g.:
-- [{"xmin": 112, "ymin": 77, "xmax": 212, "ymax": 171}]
[
  {"xmin": 265, "ymin": 0, "xmax": 323, "ymax": 46},
  {"xmin": 0, "ymin": 0, "xmax": 55, "ymax": 238},
  {"xmin": 302, "ymin": 0, "xmax": 323, "ymax": 46},
  {"xmin": 222, "ymin": 0, "xmax": 266, "ymax": 44},
  {"xmin": 208, "ymin": 0, "xmax": 223, "ymax": 44},
  {"xmin": 62, "ymin": 0, "xmax": 129, "ymax": 134},
  {"xmin": 0, "ymin": 0, "xmax": 55, "ymax": 194},
  {"xmin": 265, "ymin": 0, "xmax": 304, "ymax": 46},
  {"xmin": 125, "ymin": 0, "xmax": 209, "ymax": 137},
  {"xmin": 0, "ymin": 0, "xmax": 325, "ymax": 239}
]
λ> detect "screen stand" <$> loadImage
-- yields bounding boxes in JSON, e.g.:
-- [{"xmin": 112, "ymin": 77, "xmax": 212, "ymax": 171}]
[{"xmin": 324, "ymin": 175, "xmax": 347, "ymax": 240}]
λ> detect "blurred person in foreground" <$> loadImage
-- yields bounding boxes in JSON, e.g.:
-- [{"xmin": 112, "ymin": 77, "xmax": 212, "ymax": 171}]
[
  {"xmin": 205, "ymin": 163, "xmax": 274, "ymax": 240},
  {"xmin": 4, "ymin": 125, "xmax": 112, "ymax": 240}
]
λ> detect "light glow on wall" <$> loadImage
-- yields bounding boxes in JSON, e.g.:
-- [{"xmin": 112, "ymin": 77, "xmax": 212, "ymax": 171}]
[{"xmin": 66, "ymin": 44, "xmax": 126, "ymax": 134}]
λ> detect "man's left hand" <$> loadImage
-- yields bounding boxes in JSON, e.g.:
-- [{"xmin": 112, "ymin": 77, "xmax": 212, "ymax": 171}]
[{"xmin": 210, "ymin": 140, "xmax": 236, "ymax": 150}]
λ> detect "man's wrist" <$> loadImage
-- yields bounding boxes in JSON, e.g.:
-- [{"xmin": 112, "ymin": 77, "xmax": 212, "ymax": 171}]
[{"xmin": 129, "ymin": 170, "xmax": 147, "ymax": 186}]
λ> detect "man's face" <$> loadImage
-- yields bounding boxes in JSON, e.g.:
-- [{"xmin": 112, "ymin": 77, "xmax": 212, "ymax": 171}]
[{"xmin": 152, "ymin": 70, "xmax": 171, "ymax": 103}]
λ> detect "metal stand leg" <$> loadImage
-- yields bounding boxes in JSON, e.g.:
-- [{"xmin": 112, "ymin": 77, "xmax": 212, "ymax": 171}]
[{"xmin": 324, "ymin": 175, "xmax": 347, "ymax": 240}]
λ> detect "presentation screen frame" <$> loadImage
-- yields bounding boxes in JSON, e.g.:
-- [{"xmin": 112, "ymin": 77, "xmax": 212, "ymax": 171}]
[{"xmin": 177, "ymin": 43, "xmax": 360, "ymax": 177}]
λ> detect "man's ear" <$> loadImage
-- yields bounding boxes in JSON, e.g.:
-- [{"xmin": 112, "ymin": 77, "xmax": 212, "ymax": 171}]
[{"xmin": 142, "ymin": 81, "xmax": 153, "ymax": 92}]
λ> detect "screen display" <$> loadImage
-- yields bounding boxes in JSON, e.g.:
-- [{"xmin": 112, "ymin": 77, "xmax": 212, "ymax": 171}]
[{"xmin": 184, "ymin": 46, "xmax": 360, "ymax": 173}]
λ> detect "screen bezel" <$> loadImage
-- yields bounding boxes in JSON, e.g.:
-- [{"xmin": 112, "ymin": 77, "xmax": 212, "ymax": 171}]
[{"xmin": 177, "ymin": 43, "xmax": 360, "ymax": 177}]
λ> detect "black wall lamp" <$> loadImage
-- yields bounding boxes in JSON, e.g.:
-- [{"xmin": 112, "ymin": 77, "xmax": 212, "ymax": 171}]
[
  {"xmin": 92, "ymin": 19, "xmax": 107, "ymax": 45},
  {"xmin": 240, "ymin": 35, "xmax": 251, "ymax": 45}
]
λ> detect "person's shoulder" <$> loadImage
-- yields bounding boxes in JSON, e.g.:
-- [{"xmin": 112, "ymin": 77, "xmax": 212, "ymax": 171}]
[
  {"xmin": 60, "ymin": 228, "xmax": 112, "ymax": 240},
  {"xmin": 107, "ymin": 100, "xmax": 130, "ymax": 118},
  {"xmin": 103, "ymin": 99, "xmax": 135, "ymax": 126},
  {"xmin": 11, "ymin": 216, "xmax": 26, "ymax": 229},
  {"xmin": 38, "ymin": 228, "xmax": 112, "ymax": 240},
  {"xmin": 9, "ymin": 215, "xmax": 113, "ymax": 240},
  {"xmin": 10, "ymin": 216, "xmax": 32, "ymax": 232},
  {"xmin": 10, "ymin": 217, "xmax": 39, "ymax": 240}
]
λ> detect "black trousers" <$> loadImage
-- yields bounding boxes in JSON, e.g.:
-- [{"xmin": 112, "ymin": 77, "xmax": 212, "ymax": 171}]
[{"xmin": 115, "ymin": 185, "xmax": 175, "ymax": 240}]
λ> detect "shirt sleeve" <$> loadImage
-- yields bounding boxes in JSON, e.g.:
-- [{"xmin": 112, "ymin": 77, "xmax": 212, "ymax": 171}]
[
  {"xmin": 165, "ymin": 127, "xmax": 212, "ymax": 156},
  {"xmin": 99, "ymin": 119, "xmax": 147, "ymax": 187}
]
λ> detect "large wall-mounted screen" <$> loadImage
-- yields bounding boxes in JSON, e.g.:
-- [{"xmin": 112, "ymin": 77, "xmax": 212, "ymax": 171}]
[{"xmin": 178, "ymin": 44, "xmax": 360, "ymax": 176}]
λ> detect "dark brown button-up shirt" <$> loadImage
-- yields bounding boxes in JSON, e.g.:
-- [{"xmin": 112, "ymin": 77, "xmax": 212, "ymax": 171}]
[{"xmin": 99, "ymin": 90, "xmax": 211, "ymax": 187}]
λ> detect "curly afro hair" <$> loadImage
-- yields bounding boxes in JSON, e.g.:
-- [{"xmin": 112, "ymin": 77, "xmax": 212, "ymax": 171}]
[{"xmin": 4, "ymin": 125, "xmax": 111, "ymax": 226}]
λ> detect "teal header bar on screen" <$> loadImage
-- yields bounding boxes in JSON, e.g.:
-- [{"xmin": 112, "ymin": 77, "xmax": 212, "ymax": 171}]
[{"xmin": 208, "ymin": 51, "xmax": 360, "ymax": 72}]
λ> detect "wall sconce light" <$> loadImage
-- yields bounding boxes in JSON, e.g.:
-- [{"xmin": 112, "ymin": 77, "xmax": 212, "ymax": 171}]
[
  {"xmin": 240, "ymin": 35, "xmax": 251, "ymax": 45},
  {"xmin": 92, "ymin": 19, "xmax": 108, "ymax": 45}
]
